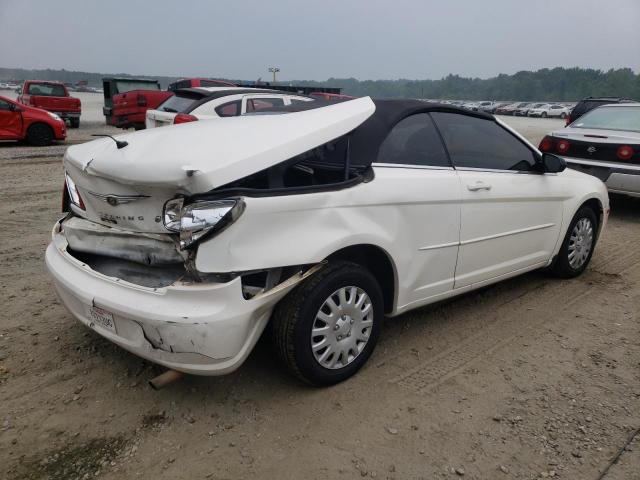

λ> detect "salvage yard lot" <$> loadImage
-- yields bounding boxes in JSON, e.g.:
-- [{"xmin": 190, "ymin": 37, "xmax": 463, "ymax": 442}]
[{"xmin": 1, "ymin": 105, "xmax": 639, "ymax": 479}]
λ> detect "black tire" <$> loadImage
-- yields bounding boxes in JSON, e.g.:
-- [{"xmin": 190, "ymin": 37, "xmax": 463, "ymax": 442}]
[
  {"xmin": 70, "ymin": 118, "xmax": 80, "ymax": 128},
  {"xmin": 271, "ymin": 261, "xmax": 383, "ymax": 386},
  {"xmin": 541, "ymin": 112, "xmax": 547, "ymax": 118},
  {"xmin": 550, "ymin": 206, "xmax": 598, "ymax": 278},
  {"xmin": 560, "ymin": 113, "xmax": 567, "ymax": 119},
  {"xmin": 26, "ymin": 123, "xmax": 54, "ymax": 146}
]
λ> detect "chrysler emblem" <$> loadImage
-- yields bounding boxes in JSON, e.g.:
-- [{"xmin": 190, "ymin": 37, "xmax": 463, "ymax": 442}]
[
  {"xmin": 88, "ymin": 191, "xmax": 150, "ymax": 206},
  {"xmin": 587, "ymin": 146, "xmax": 597, "ymax": 154}
]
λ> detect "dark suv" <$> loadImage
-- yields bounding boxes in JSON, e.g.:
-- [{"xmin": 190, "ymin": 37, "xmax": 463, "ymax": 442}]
[{"xmin": 566, "ymin": 96, "xmax": 637, "ymax": 125}]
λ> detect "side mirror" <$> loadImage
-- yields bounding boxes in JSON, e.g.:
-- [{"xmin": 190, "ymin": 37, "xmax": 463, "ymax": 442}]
[{"xmin": 540, "ymin": 152, "xmax": 566, "ymax": 173}]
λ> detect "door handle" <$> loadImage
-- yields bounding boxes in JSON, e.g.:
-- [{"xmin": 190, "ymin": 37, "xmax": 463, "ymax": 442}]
[{"xmin": 467, "ymin": 181, "xmax": 492, "ymax": 191}]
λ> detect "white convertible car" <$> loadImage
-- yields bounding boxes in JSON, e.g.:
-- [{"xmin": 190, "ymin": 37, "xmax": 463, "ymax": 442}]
[{"xmin": 46, "ymin": 97, "xmax": 609, "ymax": 386}]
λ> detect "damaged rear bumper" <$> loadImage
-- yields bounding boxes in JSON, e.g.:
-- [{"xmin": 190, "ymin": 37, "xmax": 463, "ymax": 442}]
[{"xmin": 45, "ymin": 221, "xmax": 310, "ymax": 375}]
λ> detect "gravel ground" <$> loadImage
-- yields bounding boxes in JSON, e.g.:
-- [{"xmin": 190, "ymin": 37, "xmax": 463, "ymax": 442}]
[{"xmin": 0, "ymin": 100, "xmax": 638, "ymax": 480}]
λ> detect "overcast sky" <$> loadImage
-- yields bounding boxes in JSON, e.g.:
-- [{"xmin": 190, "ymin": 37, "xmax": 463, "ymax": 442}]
[{"xmin": 0, "ymin": 0, "xmax": 638, "ymax": 81}]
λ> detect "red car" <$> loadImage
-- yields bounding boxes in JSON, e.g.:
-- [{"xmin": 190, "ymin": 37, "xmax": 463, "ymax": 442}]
[
  {"xmin": 0, "ymin": 95, "xmax": 66, "ymax": 146},
  {"xmin": 17, "ymin": 80, "xmax": 81, "ymax": 128}
]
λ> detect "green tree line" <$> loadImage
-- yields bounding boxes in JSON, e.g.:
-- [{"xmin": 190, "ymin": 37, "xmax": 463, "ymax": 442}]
[{"xmin": 1, "ymin": 66, "xmax": 638, "ymax": 101}]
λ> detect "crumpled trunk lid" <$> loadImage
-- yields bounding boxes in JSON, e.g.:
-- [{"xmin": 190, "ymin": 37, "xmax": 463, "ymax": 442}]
[
  {"xmin": 65, "ymin": 97, "xmax": 375, "ymax": 189},
  {"xmin": 63, "ymin": 96, "xmax": 375, "ymax": 232}
]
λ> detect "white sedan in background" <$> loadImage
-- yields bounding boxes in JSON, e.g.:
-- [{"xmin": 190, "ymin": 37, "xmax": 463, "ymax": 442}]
[
  {"xmin": 47, "ymin": 98, "xmax": 608, "ymax": 386},
  {"xmin": 528, "ymin": 104, "xmax": 571, "ymax": 118},
  {"xmin": 145, "ymin": 87, "xmax": 313, "ymax": 128}
]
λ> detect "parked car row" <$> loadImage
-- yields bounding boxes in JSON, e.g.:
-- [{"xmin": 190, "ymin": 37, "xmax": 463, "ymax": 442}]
[
  {"xmin": 430, "ymin": 99, "xmax": 576, "ymax": 118},
  {"xmin": 0, "ymin": 82, "xmax": 21, "ymax": 91}
]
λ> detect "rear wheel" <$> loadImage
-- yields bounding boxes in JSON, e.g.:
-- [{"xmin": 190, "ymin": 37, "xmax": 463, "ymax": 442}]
[
  {"xmin": 551, "ymin": 206, "xmax": 598, "ymax": 278},
  {"xmin": 271, "ymin": 261, "xmax": 383, "ymax": 386},
  {"xmin": 26, "ymin": 123, "xmax": 54, "ymax": 146},
  {"xmin": 560, "ymin": 112, "xmax": 567, "ymax": 119},
  {"xmin": 541, "ymin": 112, "xmax": 547, "ymax": 118},
  {"xmin": 70, "ymin": 118, "xmax": 80, "ymax": 128}
]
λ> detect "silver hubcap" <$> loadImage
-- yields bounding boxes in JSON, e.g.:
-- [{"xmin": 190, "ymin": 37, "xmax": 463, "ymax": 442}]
[
  {"xmin": 311, "ymin": 286, "xmax": 373, "ymax": 370},
  {"xmin": 568, "ymin": 217, "xmax": 594, "ymax": 269}
]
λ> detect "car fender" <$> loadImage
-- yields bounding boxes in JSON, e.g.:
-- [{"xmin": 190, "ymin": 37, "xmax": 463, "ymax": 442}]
[
  {"xmin": 194, "ymin": 185, "xmax": 399, "ymax": 274},
  {"xmin": 551, "ymin": 170, "xmax": 609, "ymax": 258}
]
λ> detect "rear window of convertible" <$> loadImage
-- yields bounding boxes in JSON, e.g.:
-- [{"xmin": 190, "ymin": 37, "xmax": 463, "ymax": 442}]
[{"xmin": 156, "ymin": 93, "xmax": 204, "ymax": 113}]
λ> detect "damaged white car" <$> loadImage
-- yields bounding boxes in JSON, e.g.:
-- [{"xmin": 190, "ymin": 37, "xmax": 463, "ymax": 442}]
[{"xmin": 46, "ymin": 97, "xmax": 609, "ymax": 386}]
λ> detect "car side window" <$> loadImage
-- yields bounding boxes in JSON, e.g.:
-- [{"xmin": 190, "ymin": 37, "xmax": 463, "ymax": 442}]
[
  {"xmin": 431, "ymin": 112, "xmax": 536, "ymax": 171},
  {"xmin": 0, "ymin": 99, "xmax": 11, "ymax": 110},
  {"xmin": 376, "ymin": 113, "xmax": 450, "ymax": 167},
  {"xmin": 246, "ymin": 97, "xmax": 285, "ymax": 112},
  {"xmin": 215, "ymin": 100, "xmax": 241, "ymax": 117}
]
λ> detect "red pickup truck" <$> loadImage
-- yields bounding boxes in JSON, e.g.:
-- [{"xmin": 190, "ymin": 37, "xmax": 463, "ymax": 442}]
[
  {"xmin": 17, "ymin": 80, "xmax": 81, "ymax": 128},
  {"xmin": 103, "ymin": 77, "xmax": 172, "ymax": 130}
]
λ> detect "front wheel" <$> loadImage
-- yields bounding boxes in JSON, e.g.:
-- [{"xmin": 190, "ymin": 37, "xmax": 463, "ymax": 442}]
[
  {"xmin": 550, "ymin": 206, "xmax": 598, "ymax": 278},
  {"xmin": 26, "ymin": 123, "xmax": 53, "ymax": 146},
  {"xmin": 70, "ymin": 118, "xmax": 80, "ymax": 128},
  {"xmin": 271, "ymin": 261, "xmax": 383, "ymax": 386},
  {"xmin": 541, "ymin": 112, "xmax": 547, "ymax": 118},
  {"xmin": 560, "ymin": 112, "xmax": 567, "ymax": 119}
]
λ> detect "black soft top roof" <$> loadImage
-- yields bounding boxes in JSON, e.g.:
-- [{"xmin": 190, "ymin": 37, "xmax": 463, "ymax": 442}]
[{"xmin": 262, "ymin": 98, "xmax": 494, "ymax": 168}]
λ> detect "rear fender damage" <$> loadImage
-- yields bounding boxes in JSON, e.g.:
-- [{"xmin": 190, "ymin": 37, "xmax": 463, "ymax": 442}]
[{"xmin": 138, "ymin": 263, "xmax": 323, "ymax": 357}]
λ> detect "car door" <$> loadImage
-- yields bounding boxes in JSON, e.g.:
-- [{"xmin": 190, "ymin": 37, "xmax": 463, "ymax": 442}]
[
  {"xmin": 0, "ymin": 99, "xmax": 22, "ymax": 139},
  {"xmin": 373, "ymin": 113, "xmax": 461, "ymax": 307},
  {"xmin": 431, "ymin": 112, "xmax": 565, "ymax": 288}
]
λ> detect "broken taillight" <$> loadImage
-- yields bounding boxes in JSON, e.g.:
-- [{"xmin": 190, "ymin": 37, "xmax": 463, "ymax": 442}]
[
  {"xmin": 163, "ymin": 197, "xmax": 245, "ymax": 249},
  {"xmin": 64, "ymin": 172, "xmax": 85, "ymax": 210}
]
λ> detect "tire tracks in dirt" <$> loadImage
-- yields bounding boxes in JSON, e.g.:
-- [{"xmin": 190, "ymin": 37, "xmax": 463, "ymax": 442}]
[{"xmin": 389, "ymin": 241, "xmax": 640, "ymax": 396}]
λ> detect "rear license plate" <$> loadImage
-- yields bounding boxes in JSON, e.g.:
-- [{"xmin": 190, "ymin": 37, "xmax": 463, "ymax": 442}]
[{"xmin": 88, "ymin": 306, "xmax": 116, "ymax": 333}]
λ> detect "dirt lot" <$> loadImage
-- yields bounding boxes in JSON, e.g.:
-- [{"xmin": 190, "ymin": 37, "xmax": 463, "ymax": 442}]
[{"xmin": 1, "ymin": 105, "xmax": 639, "ymax": 480}]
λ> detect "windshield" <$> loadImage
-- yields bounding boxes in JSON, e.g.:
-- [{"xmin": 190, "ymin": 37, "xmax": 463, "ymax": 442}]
[
  {"xmin": 28, "ymin": 83, "xmax": 66, "ymax": 96},
  {"xmin": 114, "ymin": 81, "xmax": 160, "ymax": 94},
  {"xmin": 156, "ymin": 92, "xmax": 204, "ymax": 113},
  {"xmin": 571, "ymin": 106, "xmax": 640, "ymax": 132}
]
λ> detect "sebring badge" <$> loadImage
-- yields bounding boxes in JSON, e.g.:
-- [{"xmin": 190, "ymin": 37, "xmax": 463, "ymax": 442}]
[
  {"xmin": 587, "ymin": 146, "xmax": 597, "ymax": 154},
  {"xmin": 88, "ymin": 191, "xmax": 149, "ymax": 206}
]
